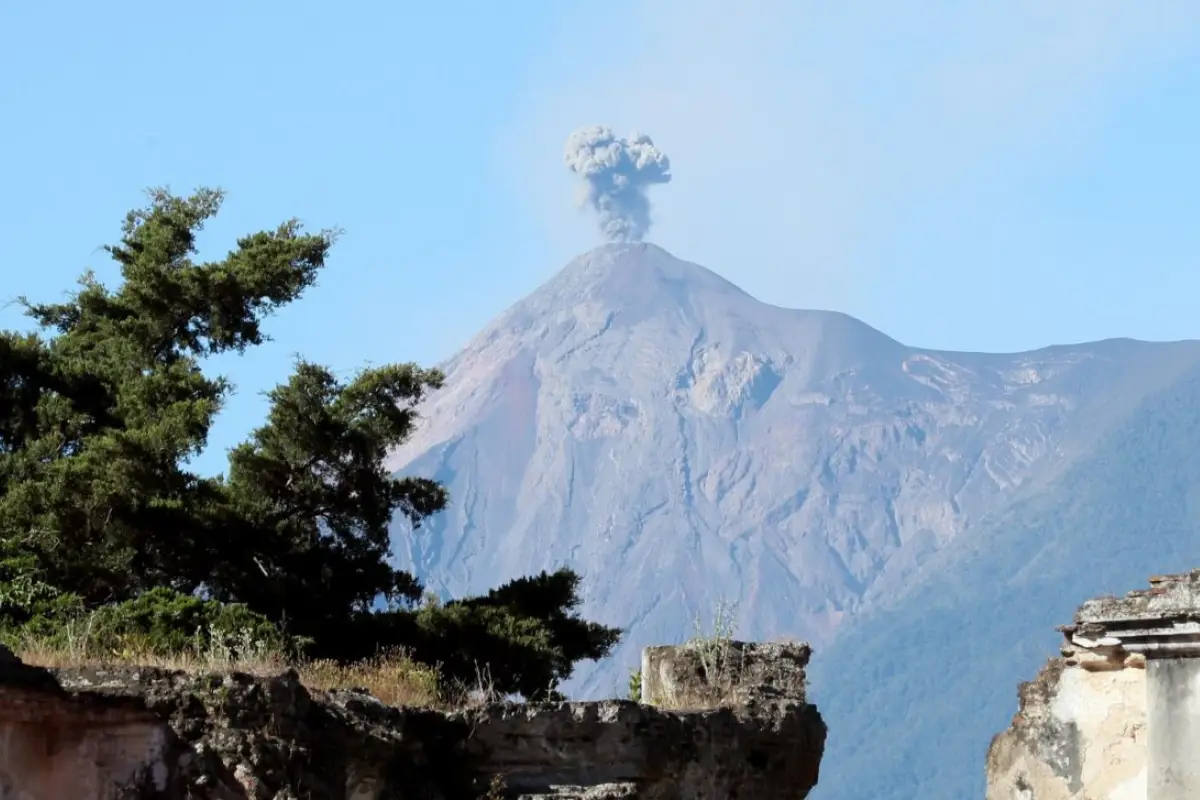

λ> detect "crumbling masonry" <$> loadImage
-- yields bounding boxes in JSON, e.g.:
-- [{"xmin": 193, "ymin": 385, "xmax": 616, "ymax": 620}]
[
  {"xmin": 987, "ymin": 569, "xmax": 1200, "ymax": 799},
  {"xmin": 0, "ymin": 639, "xmax": 825, "ymax": 799}
]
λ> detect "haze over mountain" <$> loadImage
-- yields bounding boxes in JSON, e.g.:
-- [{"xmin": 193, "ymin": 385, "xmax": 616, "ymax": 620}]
[{"xmin": 387, "ymin": 243, "xmax": 1200, "ymax": 797}]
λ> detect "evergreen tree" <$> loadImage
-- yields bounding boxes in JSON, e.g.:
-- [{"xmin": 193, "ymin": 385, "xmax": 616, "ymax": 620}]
[{"xmin": 0, "ymin": 188, "xmax": 619, "ymax": 696}]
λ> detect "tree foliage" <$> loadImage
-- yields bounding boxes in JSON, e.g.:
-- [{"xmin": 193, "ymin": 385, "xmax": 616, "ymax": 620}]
[{"xmin": 0, "ymin": 188, "xmax": 619, "ymax": 696}]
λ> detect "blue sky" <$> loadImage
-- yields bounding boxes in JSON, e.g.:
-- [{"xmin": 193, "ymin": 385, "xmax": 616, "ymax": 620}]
[{"xmin": 2, "ymin": 1, "xmax": 1199, "ymax": 476}]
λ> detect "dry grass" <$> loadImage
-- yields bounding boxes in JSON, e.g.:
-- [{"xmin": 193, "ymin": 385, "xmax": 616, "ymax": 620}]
[
  {"xmin": 17, "ymin": 635, "xmax": 282, "ymax": 674},
  {"xmin": 294, "ymin": 652, "xmax": 444, "ymax": 708},
  {"xmin": 15, "ymin": 633, "xmax": 456, "ymax": 710}
]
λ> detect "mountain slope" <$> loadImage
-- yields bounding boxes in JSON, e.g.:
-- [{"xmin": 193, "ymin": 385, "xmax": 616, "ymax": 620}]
[
  {"xmin": 808, "ymin": 361, "xmax": 1200, "ymax": 799},
  {"xmin": 387, "ymin": 243, "xmax": 1200, "ymax": 704}
]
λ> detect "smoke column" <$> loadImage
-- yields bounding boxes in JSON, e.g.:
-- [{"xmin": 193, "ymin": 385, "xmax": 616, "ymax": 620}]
[{"xmin": 563, "ymin": 125, "xmax": 672, "ymax": 242}]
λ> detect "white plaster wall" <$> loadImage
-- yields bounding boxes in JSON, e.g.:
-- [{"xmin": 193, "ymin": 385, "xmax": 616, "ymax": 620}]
[
  {"xmin": 1052, "ymin": 664, "xmax": 1146, "ymax": 799},
  {"xmin": 987, "ymin": 659, "xmax": 1146, "ymax": 800}
]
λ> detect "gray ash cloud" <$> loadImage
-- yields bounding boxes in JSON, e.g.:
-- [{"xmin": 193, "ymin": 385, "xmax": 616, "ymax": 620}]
[{"xmin": 564, "ymin": 125, "xmax": 672, "ymax": 242}]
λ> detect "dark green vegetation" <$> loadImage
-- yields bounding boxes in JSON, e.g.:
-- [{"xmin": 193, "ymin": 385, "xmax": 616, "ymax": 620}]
[
  {"xmin": 808, "ymin": 358, "xmax": 1200, "ymax": 799},
  {"xmin": 0, "ymin": 189, "xmax": 620, "ymax": 699}
]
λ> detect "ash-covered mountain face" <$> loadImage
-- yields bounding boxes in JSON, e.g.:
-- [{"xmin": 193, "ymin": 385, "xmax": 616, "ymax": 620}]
[{"xmin": 386, "ymin": 243, "xmax": 1200, "ymax": 705}]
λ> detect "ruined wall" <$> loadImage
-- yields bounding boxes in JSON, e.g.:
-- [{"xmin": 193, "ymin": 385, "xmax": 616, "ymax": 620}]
[
  {"xmin": 987, "ymin": 569, "xmax": 1200, "ymax": 800},
  {"xmin": 0, "ymin": 641, "xmax": 825, "ymax": 799},
  {"xmin": 0, "ymin": 665, "xmax": 175, "ymax": 798},
  {"xmin": 985, "ymin": 648, "xmax": 1147, "ymax": 799},
  {"xmin": 641, "ymin": 639, "xmax": 813, "ymax": 709}
]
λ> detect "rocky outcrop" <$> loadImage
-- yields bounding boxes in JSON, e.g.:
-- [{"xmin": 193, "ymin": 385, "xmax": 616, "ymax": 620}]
[
  {"xmin": 986, "ymin": 570, "xmax": 1200, "ymax": 799},
  {"xmin": 0, "ymin": 640, "xmax": 825, "ymax": 799}
]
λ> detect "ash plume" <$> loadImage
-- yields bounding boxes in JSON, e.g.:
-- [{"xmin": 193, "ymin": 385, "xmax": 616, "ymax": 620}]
[{"xmin": 564, "ymin": 125, "xmax": 672, "ymax": 242}]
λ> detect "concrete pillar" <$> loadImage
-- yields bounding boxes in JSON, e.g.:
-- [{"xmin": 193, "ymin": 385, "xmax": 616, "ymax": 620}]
[{"xmin": 1147, "ymin": 658, "xmax": 1200, "ymax": 797}]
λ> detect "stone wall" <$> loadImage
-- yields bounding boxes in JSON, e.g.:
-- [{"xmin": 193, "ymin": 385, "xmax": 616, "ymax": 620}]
[
  {"xmin": 986, "ymin": 569, "xmax": 1200, "ymax": 799},
  {"xmin": 0, "ymin": 641, "xmax": 825, "ymax": 799}
]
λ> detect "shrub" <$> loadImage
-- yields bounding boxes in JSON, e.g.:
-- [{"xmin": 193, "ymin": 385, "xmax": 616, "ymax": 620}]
[
  {"xmin": 0, "ymin": 540, "xmax": 86, "ymax": 644},
  {"xmin": 82, "ymin": 587, "xmax": 288, "ymax": 660},
  {"xmin": 627, "ymin": 667, "xmax": 642, "ymax": 701}
]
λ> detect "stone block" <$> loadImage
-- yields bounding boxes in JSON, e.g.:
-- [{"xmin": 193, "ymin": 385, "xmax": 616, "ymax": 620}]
[{"xmin": 641, "ymin": 639, "xmax": 813, "ymax": 709}]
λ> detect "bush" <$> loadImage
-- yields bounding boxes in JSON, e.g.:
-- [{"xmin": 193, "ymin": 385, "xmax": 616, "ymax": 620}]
[
  {"xmin": 80, "ymin": 587, "xmax": 288, "ymax": 660},
  {"xmin": 338, "ymin": 568, "xmax": 621, "ymax": 699},
  {"xmin": 0, "ymin": 540, "xmax": 86, "ymax": 642}
]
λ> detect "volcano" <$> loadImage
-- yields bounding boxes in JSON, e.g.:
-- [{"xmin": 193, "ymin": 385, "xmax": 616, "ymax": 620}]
[{"xmin": 387, "ymin": 243, "xmax": 1200, "ymax": 798}]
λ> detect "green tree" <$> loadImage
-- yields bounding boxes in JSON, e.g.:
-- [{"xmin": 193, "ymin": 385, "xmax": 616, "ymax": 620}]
[
  {"xmin": 211, "ymin": 358, "xmax": 448, "ymax": 640},
  {"xmin": 0, "ymin": 188, "xmax": 620, "ymax": 696},
  {"xmin": 0, "ymin": 188, "xmax": 333, "ymax": 603},
  {"xmin": 402, "ymin": 567, "xmax": 621, "ymax": 699}
]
